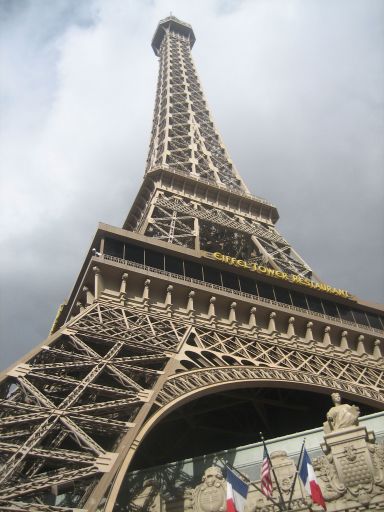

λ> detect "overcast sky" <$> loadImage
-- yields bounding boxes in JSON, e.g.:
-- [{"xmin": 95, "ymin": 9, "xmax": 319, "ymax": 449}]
[{"xmin": 1, "ymin": 0, "xmax": 383, "ymax": 370}]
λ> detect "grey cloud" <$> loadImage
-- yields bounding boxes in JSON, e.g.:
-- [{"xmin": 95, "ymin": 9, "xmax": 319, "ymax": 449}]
[{"xmin": 0, "ymin": 0, "xmax": 383, "ymax": 370}]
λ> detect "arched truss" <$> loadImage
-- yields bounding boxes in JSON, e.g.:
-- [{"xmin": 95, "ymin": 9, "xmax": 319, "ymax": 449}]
[
  {"xmin": 0, "ymin": 301, "xmax": 382, "ymax": 511},
  {"xmin": 156, "ymin": 364, "xmax": 383, "ymax": 409},
  {"xmin": 104, "ymin": 362, "xmax": 383, "ymax": 511}
]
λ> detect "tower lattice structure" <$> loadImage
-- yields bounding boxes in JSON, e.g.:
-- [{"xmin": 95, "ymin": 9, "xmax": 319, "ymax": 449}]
[{"xmin": 0, "ymin": 16, "xmax": 383, "ymax": 512}]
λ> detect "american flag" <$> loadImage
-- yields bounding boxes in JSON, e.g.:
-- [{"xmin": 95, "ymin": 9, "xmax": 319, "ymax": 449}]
[{"xmin": 260, "ymin": 447, "xmax": 273, "ymax": 497}]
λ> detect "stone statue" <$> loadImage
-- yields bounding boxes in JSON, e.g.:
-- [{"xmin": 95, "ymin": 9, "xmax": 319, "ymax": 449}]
[
  {"xmin": 324, "ymin": 392, "xmax": 360, "ymax": 433},
  {"xmin": 193, "ymin": 466, "xmax": 226, "ymax": 512}
]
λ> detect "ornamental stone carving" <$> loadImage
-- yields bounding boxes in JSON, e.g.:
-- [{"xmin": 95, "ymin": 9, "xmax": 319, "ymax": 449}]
[
  {"xmin": 317, "ymin": 419, "xmax": 384, "ymax": 508},
  {"xmin": 193, "ymin": 466, "xmax": 226, "ymax": 512}
]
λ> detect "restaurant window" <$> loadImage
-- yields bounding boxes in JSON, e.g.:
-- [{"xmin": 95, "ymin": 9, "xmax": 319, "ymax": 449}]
[
  {"xmin": 165, "ymin": 254, "xmax": 184, "ymax": 276},
  {"xmin": 104, "ymin": 237, "xmax": 124, "ymax": 259},
  {"xmin": 290, "ymin": 291, "xmax": 308, "ymax": 310},
  {"xmin": 203, "ymin": 265, "xmax": 221, "ymax": 285},
  {"xmin": 322, "ymin": 300, "xmax": 339, "ymax": 318},
  {"xmin": 337, "ymin": 305, "xmax": 354, "ymax": 322},
  {"xmin": 184, "ymin": 260, "xmax": 203, "ymax": 280},
  {"xmin": 306, "ymin": 295, "xmax": 324, "ymax": 314},
  {"xmin": 145, "ymin": 250, "xmax": 164, "ymax": 270},
  {"xmin": 366, "ymin": 312, "xmax": 383, "ymax": 330},
  {"xmin": 257, "ymin": 282, "xmax": 275, "ymax": 301},
  {"xmin": 352, "ymin": 309, "xmax": 369, "ymax": 326},
  {"xmin": 239, "ymin": 277, "xmax": 257, "ymax": 295},
  {"xmin": 124, "ymin": 243, "xmax": 144, "ymax": 264},
  {"xmin": 274, "ymin": 287, "xmax": 292, "ymax": 305},
  {"xmin": 221, "ymin": 271, "xmax": 240, "ymax": 291}
]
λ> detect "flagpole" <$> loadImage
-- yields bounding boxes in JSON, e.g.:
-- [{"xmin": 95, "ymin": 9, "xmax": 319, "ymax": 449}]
[
  {"xmin": 286, "ymin": 438, "xmax": 305, "ymax": 511},
  {"xmin": 259, "ymin": 432, "xmax": 287, "ymax": 511},
  {"xmin": 215, "ymin": 457, "xmax": 284, "ymax": 511}
]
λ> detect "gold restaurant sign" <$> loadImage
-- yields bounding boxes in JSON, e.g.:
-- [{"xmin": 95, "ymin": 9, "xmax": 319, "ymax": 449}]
[{"xmin": 210, "ymin": 252, "xmax": 350, "ymax": 299}]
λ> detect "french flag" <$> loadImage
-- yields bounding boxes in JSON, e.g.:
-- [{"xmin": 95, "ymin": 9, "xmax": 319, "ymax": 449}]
[
  {"xmin": 299, "ymin": 448, "xmax": 326, "ymax": 510},
  {"xmin": 226, "ymin": 467, "xmax": 248, "ymax": 512}
]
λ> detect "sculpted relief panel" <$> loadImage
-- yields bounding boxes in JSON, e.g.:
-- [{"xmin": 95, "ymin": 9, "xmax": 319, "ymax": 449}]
[{"xmin": 192, "ymin": 467, "xmax": 226, "ymax": 512}]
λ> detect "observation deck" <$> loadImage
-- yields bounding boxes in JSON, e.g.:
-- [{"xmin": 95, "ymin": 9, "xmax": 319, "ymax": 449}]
[{"xmin": 152, "ymin": 15, "xmax": 196, "ymax": 55}]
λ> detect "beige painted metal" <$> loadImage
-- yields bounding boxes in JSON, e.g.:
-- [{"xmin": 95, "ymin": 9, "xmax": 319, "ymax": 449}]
[{"xmin": 0, "ymin": 15, "xmax": 383, "ymax": 512}]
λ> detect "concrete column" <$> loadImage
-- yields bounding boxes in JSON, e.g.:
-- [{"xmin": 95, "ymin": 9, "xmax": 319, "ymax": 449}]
[{"xmin": 93, "ymin": 266, "xmax": 103, "ymax": 300}]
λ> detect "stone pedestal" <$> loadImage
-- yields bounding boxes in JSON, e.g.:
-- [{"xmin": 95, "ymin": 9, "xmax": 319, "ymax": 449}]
[{"xmin": 315, "ymin": 425, "xmax": 384, "ymax": 510}]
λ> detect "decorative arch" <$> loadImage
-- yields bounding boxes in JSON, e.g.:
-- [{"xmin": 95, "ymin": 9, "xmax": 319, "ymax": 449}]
[{"xmin": 104, "ymin": 364, "xmax": 383, "ymax": 511}]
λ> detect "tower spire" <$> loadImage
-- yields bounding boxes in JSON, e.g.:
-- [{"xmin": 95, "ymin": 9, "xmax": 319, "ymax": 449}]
[
  {"xmin": 125, "ymin": 16, "xmax": 313, "ymax": 279},
  {"xmin": 148, "ymin": 16, "xmax": 247, "ymax": 192}
]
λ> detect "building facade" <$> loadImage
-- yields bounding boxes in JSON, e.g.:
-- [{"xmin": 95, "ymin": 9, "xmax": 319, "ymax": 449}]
[{"xmin": 0, "ymin": 16, "xmax": 383, "ymax": 512}]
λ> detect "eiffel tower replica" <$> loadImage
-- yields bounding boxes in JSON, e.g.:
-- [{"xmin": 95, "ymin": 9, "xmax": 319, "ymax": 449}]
[{"xmin": 0, "ymin": 16, "xmax": 383, "ymax": 512}]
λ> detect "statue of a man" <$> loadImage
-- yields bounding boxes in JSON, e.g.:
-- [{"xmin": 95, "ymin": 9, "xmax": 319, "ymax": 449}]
[{"xmin": 325, "ymin": 392, "xmax": 360, "ymax": 433}]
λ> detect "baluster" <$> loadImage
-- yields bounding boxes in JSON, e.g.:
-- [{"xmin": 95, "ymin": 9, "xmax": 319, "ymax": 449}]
[
  {"xmin": 268, "ymin": 312, "xmax": 277, "ymax": 333},
  {"xmin": 305, "ymin": 322, "xmax": 314, "ymax": 342},
  {"xmin": 119, "ymin": 273, "xmax": 128, "ymax": 304},
  {"xmin": 339, "ymin": 330, "xmax": 349, "ymax": 351},
  {"xmin": 356, "ymin": 335, "xmax": 366, "ymax": 356},
  {"xmin": 373, "ymin": 339, "xmax": 382, "ymax": 360},
  {"xmin": 208, "ymin": 297, "xmax": 216, "ymax": 325},
  {"xmin": 229, "ymin": 302, "xmax": 238, "ymax": 332},
  {"xmin": 248, "ymin": 307, "xmax": 257, "ymax": 333},
  {"xmin": 165, "ymin": 285, "xmax": 173, "ymax": 317},
  {"xmin": 323, "ymin": 326, "xmax": 331, "ymax": 347},
  {"xmin": 287, "ymin": 317, "xmax": 296, "ymax": 338}
]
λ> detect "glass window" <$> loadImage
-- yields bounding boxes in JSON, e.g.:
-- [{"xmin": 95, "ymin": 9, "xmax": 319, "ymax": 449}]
[
  {"xmin": 306, "ymin": 295, "xmax": 324, "ymax": 314},
  {"xmin": 221, "ymin": 271, "xmax": 240, "ymax": 290},
  {"xmin": 184, "ymin": 260, "xmax": 203, "ymax": 280},
  {"xmin": 203, "ymin": 265, "xmax": 221, "ymax": 285},
  {"xmin": 145, "ymin": 250, "xmax": 164, "ymax": 270},
  {"xmin": 352, "ymin": 309, "xmax": 369, "ymax": 326},
  {"xmin": 290, "ymin": 291, "xmax": 308, "ymax": 309},
  {"xmin": 104, "ymin": 237, "xmax": 124, "ymax": 258},
  {"xmin": 165, "ymin": 254, "xmax": 184, "ymax": 275},
  {"xmin": 257, "ymin": 282, "xmax": 275, "ymax": 300},
  {"xmin": 124, "ymin": 243, "xmax": 144, "ymax": 264},
  {"xmin": 337, "ymin": 305, "xmax": 354, "ymax": 322},
  {"xmin": 274, "ymin": 287, "xmax": 292, "ymax": 305},
  {"xmin": 366, "ymin": 313, "xmax": 383, "ymax": 330},
  {"xmin": 239, "ymin": 277, "xmax": 257, "ymax": 295},
  {"xmin": 322, "ymin": 300, "xmax": 339, "ymax": 318}
]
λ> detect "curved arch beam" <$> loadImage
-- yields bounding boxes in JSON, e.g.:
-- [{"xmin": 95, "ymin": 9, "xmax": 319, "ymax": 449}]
[{"xmin": 104, "ymin": 365, "xmax": 383, "ymax": 511}]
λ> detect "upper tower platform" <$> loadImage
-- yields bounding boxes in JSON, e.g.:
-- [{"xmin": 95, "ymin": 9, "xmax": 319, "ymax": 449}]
[{"xmin": 151, "ymin": 16, "xmax": 196, "ymax": 55}]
